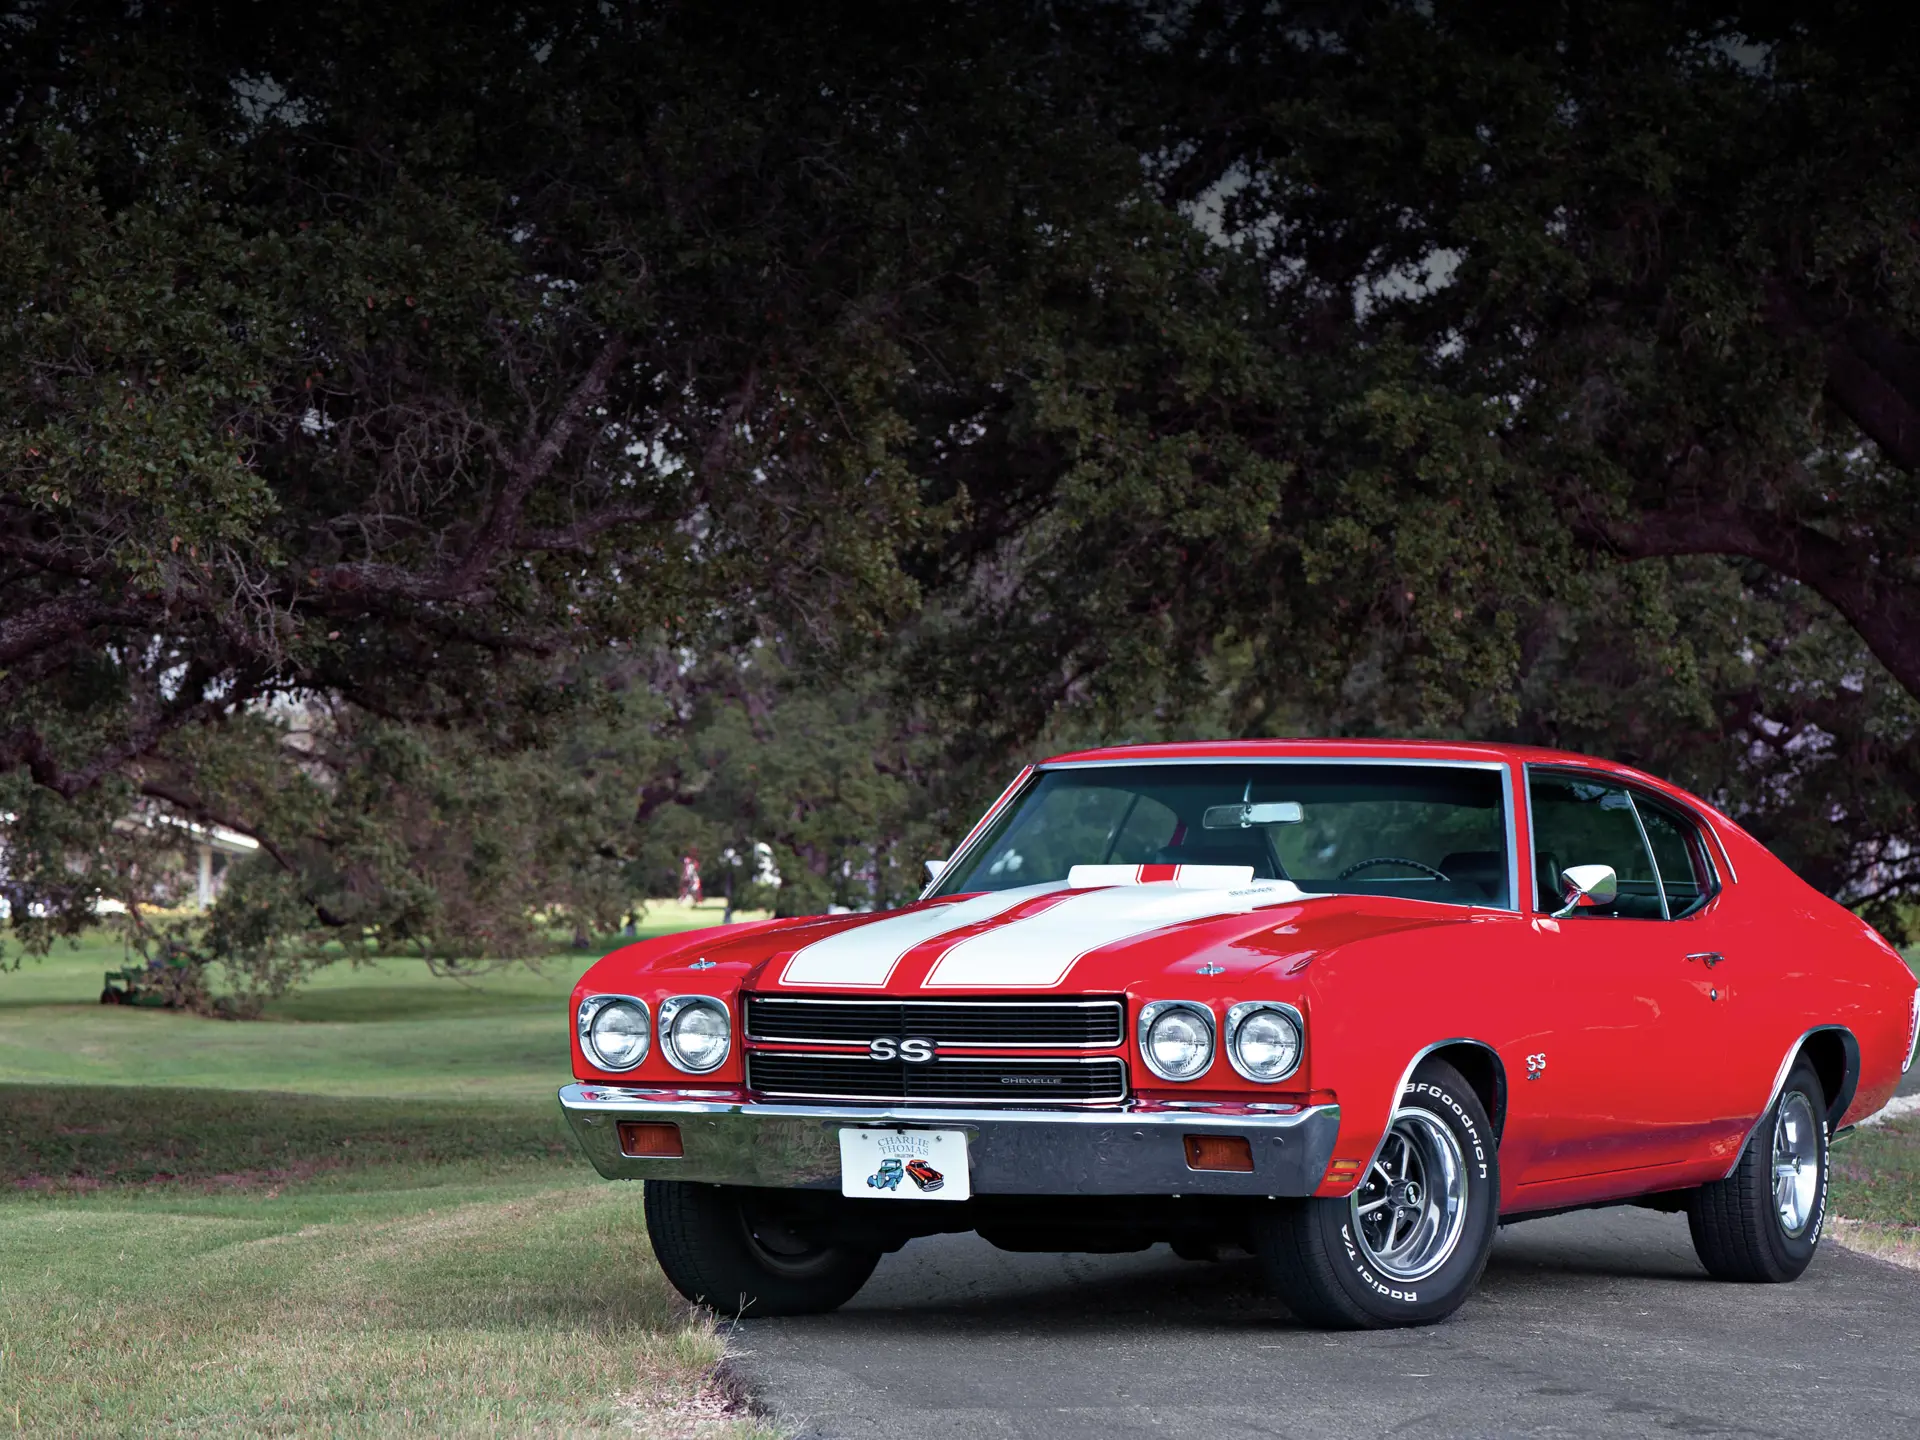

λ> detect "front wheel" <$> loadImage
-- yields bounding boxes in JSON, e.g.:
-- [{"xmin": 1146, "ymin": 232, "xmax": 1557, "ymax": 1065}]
[
  {"xmin": 1687, "ymin": 1057, "xmax": 1828, "ymax": 1282},
  {"xmin": 644, "ymin": 1181, "xmax": 880, "ymax": 1317},
  {"xmin": 1253, "ymin": 1059, "xmax": 1499, "ymax": 1328}
]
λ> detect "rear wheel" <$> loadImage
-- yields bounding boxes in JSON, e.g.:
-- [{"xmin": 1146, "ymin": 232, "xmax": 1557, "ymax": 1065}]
[
  {"xmin": 1253, "ymin": 1059, "xmax": 1498, "ymax": 1328},
  {"xmin": 644, "ymin": 1181, "xmax": 880, "ymax": 1317},
  {"xmin": 1687, "ymin": 1057, "xmax": 1828, "ymax": 1282}
]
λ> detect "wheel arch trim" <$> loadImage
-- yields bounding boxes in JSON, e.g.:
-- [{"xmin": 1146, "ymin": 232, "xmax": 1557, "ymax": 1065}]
[
  {"xmin": 1361, "ymin": 1037, "xmax": 1509, "ymax": 1179},
  {"xmin": 1724, "ymin": 1025, "xmax": 1859, "ymax": 1179}
]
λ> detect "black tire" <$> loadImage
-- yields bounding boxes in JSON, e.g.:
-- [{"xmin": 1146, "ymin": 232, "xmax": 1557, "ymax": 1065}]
[
  {"xmin": 644, "ymin": 1181, "xmax": 880, "ymax": 1317},
  {"xmin": 1687, "ymin": 1057, "xmax": 1828, "ymax": 1282},
  {"xmin": 1253, "ymin": 1059, "xmax": 1499, "ymax": 1328}
]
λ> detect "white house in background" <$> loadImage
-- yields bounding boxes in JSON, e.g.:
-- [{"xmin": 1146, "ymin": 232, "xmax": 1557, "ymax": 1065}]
[
  {"xmin": 112, "ymin": 813, "xmax": 262, "ymax": 909},
  {"xmin": 183, "ymin": 820, "xmax": 260, "ymax": 908}
]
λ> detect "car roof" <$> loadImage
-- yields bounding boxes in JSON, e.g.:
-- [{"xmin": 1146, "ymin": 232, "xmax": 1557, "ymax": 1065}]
[{"xmin": 1036, "ymin": 738, "xmax": 1671, "ymax": 788}]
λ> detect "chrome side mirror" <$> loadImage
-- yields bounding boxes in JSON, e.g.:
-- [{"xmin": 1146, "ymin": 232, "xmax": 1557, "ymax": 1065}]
[
  {"xmin": 1551, "ymin": 863, "xmax": 1618, "ymax": 919},
  {"xmin": 925, "ymin": 858, "xmax": 949, "ymax": 883}
]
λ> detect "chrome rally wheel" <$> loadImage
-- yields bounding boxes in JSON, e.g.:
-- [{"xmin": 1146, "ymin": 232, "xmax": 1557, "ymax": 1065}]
[
  {"xmin": 1255, "ymin": 1057, "xmax": 1499, "ymax": 1329},
  {"xmin": 1688, "ymin": 1054, "xmax": 1828, "ymax": 1283},
  {"xmin": 1772, "ymin": 1090, "xmax": 1821, "ymax": 1239},
  {"xmin": 1350, "ymin": 1107, "xmax": 1470, "ymax": 1283}
]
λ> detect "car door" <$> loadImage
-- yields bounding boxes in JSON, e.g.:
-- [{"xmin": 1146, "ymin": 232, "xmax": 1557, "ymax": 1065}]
[{"xmin": 1511, "ymin": 768, "xmax": 1743, "ymax": 1190}]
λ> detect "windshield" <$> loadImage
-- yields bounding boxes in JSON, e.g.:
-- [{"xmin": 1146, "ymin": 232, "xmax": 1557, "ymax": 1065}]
[{"xmin": 934, "ymin": 762, "xmax": 1512, "ymax": 908}]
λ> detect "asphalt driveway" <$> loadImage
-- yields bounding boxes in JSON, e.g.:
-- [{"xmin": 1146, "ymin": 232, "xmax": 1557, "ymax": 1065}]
[{"xmin": 728, "ymin": 1203, "xmax": 1920, "ymax": 1439}]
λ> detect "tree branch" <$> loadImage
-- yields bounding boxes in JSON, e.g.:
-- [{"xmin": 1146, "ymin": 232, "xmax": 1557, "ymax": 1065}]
[
  {"xmin": 0, "ymin": 694, "xmax": 230, "ymax": 799},
  {"xmin": 135, "ymin": 778, "xmax": 297, "ymax": 874},
  {"xmin": 312, "ymin": 333, "xmax": 631, "ymax": 604},
  {"xmin": 1764, "ymin": 279, "xmax": 1920, "ymax": 473},
  {"xmin": 1593, "ymin": 503, "xmax": 1920, "ymax": 701},
  {"xmin": 517, "ymin": 504, "xmax": 662, "ymax": 554},
  {"xmin": 0, "ymin": 596, "xmax": 148, "ymax": 667}
]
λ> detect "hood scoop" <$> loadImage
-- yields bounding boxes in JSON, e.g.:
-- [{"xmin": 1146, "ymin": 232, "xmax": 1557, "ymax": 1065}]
[{"xmin": 1067, "ymin": 863, "xmax": 1254, "ymax": 889}]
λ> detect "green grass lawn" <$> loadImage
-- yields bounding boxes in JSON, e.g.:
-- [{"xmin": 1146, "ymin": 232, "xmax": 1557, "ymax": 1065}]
[{"xmin": 0, "ymin": 909, "xmax": 777, "ymax": 1438}]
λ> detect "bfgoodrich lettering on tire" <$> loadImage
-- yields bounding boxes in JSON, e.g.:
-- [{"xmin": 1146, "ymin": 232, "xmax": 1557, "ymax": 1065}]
[
  {"xmin": 644, "ymin": 1180, "xmax": 880, "ymax": 1316},
  {"xmin": 1254, "ymin": 1057, "xmax": 1499, "ymax": 1328},
  {"xmin": 1687, "ymin": 1056, "xmax": 1828, "ymax": 1283}
]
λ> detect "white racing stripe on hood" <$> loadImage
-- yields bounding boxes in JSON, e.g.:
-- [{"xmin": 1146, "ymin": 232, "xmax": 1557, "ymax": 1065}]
[
  {"xmin": 923, "ymin": 879, "xmax": 1311, "ymax": 989},
  {"xmin": 780, "ymin": 882, "xmax": 1068, "ymax": 988}
]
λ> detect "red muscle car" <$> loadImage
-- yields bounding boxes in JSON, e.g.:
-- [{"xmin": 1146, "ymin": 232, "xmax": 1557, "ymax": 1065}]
[
  {"xmin": 904, "ymin": 1158, "xmax": 944, "ymax": 1192},
  {"xmin": 561, "ymin": 740, "xmax": 1920, "ymax": 1328}
]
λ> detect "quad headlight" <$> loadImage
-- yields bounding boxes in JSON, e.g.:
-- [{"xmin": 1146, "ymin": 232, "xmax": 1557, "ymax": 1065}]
[
  {"xmin": 578, "ymin": 994, "xmax": 650, "ymax": 1072},
  {"xmin": 1138, "ymin": 1000, "xmax": 1216, "ymax": 1082},
  {"xmin": 659, "ymin": 995, "xmax": 732, "ymax": 1074},
  {"xmin": 1226, "ymin": 1001, "xmax": 1304, "ymax": 1084}
]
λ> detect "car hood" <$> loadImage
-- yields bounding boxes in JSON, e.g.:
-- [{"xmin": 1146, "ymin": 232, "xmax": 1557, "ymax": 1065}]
[{"xmin": 592, "ymin": 879, "xmax": 1490, "ymax": 997}]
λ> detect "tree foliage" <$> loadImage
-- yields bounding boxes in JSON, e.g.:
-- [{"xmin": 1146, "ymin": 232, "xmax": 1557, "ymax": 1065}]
[
  {"xmin": 0, "ymin": 0, "xmax": 1250, "ymax": 980},
  {"xmin": 7, "ymin": 1, "xmax": 1920, "ymax": 990}
]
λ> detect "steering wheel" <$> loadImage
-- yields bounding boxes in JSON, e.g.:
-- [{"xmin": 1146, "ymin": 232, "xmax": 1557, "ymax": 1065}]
[{"xmin": 1336, "ymin": 856, "xmax": 1451, "ymax": 882}]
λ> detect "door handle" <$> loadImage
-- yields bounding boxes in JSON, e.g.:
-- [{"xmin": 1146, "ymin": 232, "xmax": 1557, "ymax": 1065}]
[{"xmin": 1685, "ymin": 951, "xmax": 1726, "ymax": 969}]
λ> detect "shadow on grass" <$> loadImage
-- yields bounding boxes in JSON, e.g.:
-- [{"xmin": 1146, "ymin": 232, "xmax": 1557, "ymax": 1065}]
[
  {"xmin": 1, "ymin": 1083, "xmax": 580, "ymax": 1192},
  {"xmin": 263, "ymin": 981, "xmax": 566, "ymax": 1023}
]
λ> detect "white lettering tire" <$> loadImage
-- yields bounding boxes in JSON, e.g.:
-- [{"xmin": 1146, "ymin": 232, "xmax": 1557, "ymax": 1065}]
[
  {"xmin": 1687, "ymin": 1056, "xmax": 1828, "ymax": 1283},
  {"xmin": 1253, "ymin": 1058, "xmax": 1500, "ymax": 1328}
]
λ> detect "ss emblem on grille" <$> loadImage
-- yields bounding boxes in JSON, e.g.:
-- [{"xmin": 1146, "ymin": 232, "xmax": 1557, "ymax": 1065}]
[{"xmin": 868, "ymin": 1036, "xmax": 937, "ymax": 1063}]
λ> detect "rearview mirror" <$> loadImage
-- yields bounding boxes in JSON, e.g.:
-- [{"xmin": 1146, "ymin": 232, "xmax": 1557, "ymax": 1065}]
[
  {"xmin": 1202, "ymin": 801, "xmax": 1304, "ymax": 830},
  {"xmin": 925, "ymin": 858, "xmax": 948, "ymax": 882},
  {"xmin": 1551, "ymin": 863, "xmax": 1618, "ymax": 919}
]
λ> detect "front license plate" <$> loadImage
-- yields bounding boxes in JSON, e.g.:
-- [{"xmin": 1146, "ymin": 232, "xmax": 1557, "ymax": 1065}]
[{"xmin": 839, "ymin": 1127, "xmax": 970, "ymax": 1201}]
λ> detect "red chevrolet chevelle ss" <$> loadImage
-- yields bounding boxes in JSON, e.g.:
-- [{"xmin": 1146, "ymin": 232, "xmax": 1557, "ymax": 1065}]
[{"xmin": 561, "ymin": 740, "xmax": 1920, "ymax": 1327}]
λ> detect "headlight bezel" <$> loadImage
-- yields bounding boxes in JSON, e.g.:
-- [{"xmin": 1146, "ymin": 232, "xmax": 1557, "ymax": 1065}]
[
  {"xmin": 577, "ymin": 994, "xmax": 651, "ymax": 1072},
  {"xmin": 659, "ymin": 994, "xmax": 733, "ymax": 1074},
  {"xmin": 1224, "ymin": 1000, "xmax": 1305, "ymax": 1084},
  {"xmin": 1137, "ymin": 999, "xmax": 1216, "ymax": 1083}
]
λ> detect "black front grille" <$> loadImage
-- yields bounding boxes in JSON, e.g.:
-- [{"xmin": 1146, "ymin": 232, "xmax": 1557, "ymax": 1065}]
[
  {"xmin": 744, "ymin": 995, "xmax": 1123, "ymax": 1048},
  {"xmin": 746, "ymin": 1052, "xmax": 1128, "ymax": 1104}
]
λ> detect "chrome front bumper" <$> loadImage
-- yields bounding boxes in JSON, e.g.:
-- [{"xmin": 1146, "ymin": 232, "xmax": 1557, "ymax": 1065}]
[{"xmin": 559, "ymin": 1084, "xmax": 1341, "ymax": 1197}]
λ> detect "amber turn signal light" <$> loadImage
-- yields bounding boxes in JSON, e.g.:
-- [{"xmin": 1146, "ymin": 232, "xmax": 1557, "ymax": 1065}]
[
  {"xmin": 1183, "ymin": 1134, "xmax": 1254, "ymax": 1173},
  {"xmin": 618, "ymin": 1121, "xmax": 684, "ymax": 1158}
]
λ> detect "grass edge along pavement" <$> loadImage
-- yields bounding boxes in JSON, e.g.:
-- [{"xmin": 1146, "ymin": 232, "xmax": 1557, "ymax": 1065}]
[
  {"xmin": 0, "ymin": 912, "xmax": 780, "ymax": 1438},
  {"xmin": 1826, "ymin": 1095, "xmax": 1920, "ymax": 1273}
]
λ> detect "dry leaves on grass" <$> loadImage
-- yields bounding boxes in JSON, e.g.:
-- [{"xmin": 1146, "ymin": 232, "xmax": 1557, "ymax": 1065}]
[
  {"xmin": 1827, "ymin": 1218, "xmax": 1920, "ymax": 1273},
  {"xmin": 618, "ymin": 1366, "xmax": 767, "ymax": 1439}
]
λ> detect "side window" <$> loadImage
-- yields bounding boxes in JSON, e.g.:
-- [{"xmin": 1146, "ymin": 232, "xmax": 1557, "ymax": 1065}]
[
  {"xmin": 1638, "ymin": 801, "xmax": 1718, "ymax": 918},
  {"xmin": 1527, "ymin": 772, "xmax": 1665, "ymax": 919}
]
